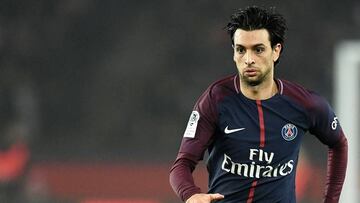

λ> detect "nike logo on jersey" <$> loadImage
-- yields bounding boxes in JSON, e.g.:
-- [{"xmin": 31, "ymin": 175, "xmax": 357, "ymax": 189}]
[{"xmin": 224, "ymin": 126, "xmax": 245, "ymax": 134}]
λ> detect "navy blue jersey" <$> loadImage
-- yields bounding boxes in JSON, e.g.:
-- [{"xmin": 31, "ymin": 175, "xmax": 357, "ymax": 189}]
[{"xmin": 170, "ymin": 74, "xmax": 346, "ymax": 203}]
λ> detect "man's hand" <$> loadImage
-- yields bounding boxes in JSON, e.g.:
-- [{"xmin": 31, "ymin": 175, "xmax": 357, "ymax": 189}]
[{"xmin": 186, "ymin": 193, "xmax": 224, "ymax": 203}]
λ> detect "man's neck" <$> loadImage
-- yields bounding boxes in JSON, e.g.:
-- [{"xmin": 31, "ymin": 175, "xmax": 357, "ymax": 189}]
[{"xmin": 240, "ymin": 78, "xmax": 278, "ymax": 100}]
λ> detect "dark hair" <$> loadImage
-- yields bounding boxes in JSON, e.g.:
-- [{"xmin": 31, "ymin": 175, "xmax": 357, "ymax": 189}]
[{"xmin": 226, "ymin": 6, "xmax": 287, "ymax": 65}]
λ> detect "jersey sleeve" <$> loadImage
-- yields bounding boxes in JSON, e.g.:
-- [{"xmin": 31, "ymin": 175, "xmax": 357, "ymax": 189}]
[
  {"xmin": 308, "ymin": 93, "xmax": 342, "ymax": 147},
  {"xmin": 169, "ymin": 86, "xmax": 219, "ymax": 201},
  {"xmin": 307, "ymin": 93, "xmax": 348, "ymax": 202},
  {"xmin": 178, "ymin": 87, "xmax": 218, "ymax": 161}
]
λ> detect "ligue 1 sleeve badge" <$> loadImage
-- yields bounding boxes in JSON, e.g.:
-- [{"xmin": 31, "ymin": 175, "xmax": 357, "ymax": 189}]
[
  {"xmin": 281, "ymin": 123, "xmax": 298, "ymax": 141},
  {"xmin": 184, "ymin": 111, "xmax": 200, "ymax": 138}
]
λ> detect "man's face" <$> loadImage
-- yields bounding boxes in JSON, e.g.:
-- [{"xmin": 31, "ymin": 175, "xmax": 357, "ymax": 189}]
[{"xmin": 233, "ymin": 29, "xmax": 281, "ymax": 86}]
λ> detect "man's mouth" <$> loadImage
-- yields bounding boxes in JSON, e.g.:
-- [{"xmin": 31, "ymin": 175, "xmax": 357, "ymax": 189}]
[{"xmin": 244, "ymin": 68, "xmax": 258, "ymax": 77}]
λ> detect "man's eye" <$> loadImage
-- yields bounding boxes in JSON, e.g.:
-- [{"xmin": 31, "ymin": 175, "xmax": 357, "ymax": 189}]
[
  {"xmin": 237, "ymin": 47, "xmax": 245, "ymax": 53},
  {"xmin": 255, "ymin": 47, "xmax": 265, "ymax": 54}
]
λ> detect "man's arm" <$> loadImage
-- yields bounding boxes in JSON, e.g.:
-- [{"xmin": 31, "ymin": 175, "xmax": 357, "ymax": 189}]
[
  {"xmin": 302, "ymin": 92, "xmax": 348, "ymax": 203},
  {"xmin": 169, "ymin": 79, "xmax": 231, "ymax": 202},
  {"xmin": 324, "ymin": 131, "xmax": 348, "ymax": 203},
  {"xmin": 169, "ymin": 155, "xmax": 201, "ymax": 201},
  {"xmin": 169, "ymin": 155, "xmax": 224, "ymax": 202}
]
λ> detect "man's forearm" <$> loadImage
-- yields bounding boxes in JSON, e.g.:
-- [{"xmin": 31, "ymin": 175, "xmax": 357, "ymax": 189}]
[
  {"xmin": 324, "ymin": 133, "xmax": 348, "ymax": 203},
  {"xmin": 170, "ymin": 157, "xmax": 202, "ymax": 202}
]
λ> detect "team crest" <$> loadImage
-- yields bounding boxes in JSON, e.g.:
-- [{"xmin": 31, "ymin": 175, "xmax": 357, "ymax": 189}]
[{"xmin": 281, "ymin": 123, "xmax": 298, "ymax": 141}]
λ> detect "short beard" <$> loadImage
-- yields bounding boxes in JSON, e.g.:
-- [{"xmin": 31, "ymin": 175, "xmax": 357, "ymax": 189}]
[
  {"xmin": 247, "ymin": 79, "xmax": 262, "ymax": 86},
  {"xmin": 240, "ymin": 66, "xmax": 272, "ymax": 87},
  {"xmin": 240, "ymin": 74, "xmax": 265, "ymax": 87},
  {"xmin": 239, "ymin": 63, "xmax": 271, "ymax": 87}
]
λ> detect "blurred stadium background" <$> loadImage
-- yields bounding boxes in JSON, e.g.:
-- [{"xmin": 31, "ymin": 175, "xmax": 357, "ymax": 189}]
[{"xmin": 0, "ymin": 0, "xmax": 359, "ymax": 202}]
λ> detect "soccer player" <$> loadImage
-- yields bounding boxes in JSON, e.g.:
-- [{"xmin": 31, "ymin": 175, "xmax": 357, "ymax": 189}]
[{"xmin": 169, "ymin": 6, "xmax": 348, "ymax": 203}]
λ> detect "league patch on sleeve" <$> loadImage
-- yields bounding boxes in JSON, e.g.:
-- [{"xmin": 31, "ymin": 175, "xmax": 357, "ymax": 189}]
[{"xmin": 184, "ymin": 111, "xmax": 200, "ymax": 138}]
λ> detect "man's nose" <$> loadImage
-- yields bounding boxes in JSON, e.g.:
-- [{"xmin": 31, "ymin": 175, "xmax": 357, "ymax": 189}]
[{"xmin": 245, "ymin": 52, "xmax": 255, "ymax": 65}]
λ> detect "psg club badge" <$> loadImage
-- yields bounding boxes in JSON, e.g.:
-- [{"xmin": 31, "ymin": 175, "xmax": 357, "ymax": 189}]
[{"xmin": 281, "ymin": 123, "xmax": 298, "ymax": 141}]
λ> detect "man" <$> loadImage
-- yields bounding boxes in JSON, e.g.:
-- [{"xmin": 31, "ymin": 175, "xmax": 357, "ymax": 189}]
[{"xmin": 169, "ymin": 6, "xmax": 348, "ymax": 203}]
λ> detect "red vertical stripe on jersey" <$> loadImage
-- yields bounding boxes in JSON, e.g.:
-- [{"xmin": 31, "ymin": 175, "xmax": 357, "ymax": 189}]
[
  {"xmin": 256, "ymin": 100, "xmax": 265, "ymax": 148},
  {"xmin": 246, "ymin": 180, "xmax": 258, "ymax": 203},
  {"xmin": 246, "ymin": 101, "xmax": 265, "ymax": 203}
]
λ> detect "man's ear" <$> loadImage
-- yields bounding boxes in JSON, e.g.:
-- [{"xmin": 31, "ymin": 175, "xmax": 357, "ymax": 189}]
[
  {"xmin": 273, "ymin": 43, "xmax": 282, "ymax": 62},
  {"xmin": 232, "ymin": 44, "xmax": 236, "ymax": 62}
]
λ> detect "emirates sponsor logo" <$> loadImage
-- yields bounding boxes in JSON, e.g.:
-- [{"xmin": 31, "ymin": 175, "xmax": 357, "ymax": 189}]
[{"xmin": 221, "ymin": 149, "xmax": 294, "ymax": 178}]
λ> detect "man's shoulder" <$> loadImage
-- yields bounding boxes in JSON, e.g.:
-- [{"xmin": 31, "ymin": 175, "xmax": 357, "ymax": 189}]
[
  {"xmin": 280, "ymin": 79, "xmax": 308, "ymax": 93},
  {"xmin": 206, "ymin": 74, "xmax": 238, "ymax": 95},
  {"xmin": 195, "ymin": 74, "xmax": 237, "ymax": 108},
  {"xmin": 280, "ymin": 79, "xmax": 317, "ymax": 97},
  {"xmin": 279, "ymin": 79, "xmax": 329, "ymax": 110}
]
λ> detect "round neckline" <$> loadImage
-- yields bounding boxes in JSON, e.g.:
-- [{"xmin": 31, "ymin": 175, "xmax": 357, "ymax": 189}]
[
  {"xmin": 233, "ymin": 74, "xmax": 283, "ymax": 102},
  {"xmin": 238, "ymin": 89, "xmax": 281, "ymax": 102}
]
